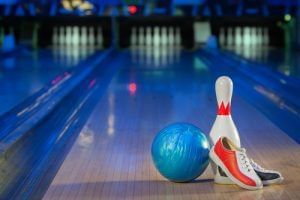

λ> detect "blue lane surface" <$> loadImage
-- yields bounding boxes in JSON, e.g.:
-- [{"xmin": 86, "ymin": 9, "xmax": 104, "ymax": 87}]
[{"xmin": 0, "ymin": 47, "xmax": 95, "ymax": 116}]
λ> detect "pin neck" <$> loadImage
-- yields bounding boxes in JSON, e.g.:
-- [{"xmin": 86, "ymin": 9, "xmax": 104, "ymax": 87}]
[{"xmin": 217, "ymin": 102, "xmax": 231, "ymax": 115}]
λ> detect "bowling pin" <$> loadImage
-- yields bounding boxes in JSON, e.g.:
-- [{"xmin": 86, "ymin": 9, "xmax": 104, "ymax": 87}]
[
  {"xmin": 97, "ymin": 27, "xmax": 103, "ymax": 48},
  {"xmin": 146, "ymin": 26, "xmax": 152, "ymax": 46},
  {"xmin": 130, "ymin": 27, "xmax": 137, "ymax": 47},
  {"xmin": 59, "ymin": 26, "xmax": 65, "ymax": 46},
  {"xmin": 138, "ymin": 27, "xmax": 145, "ymax": 46},
  {"xmin": 67, "ymin": 26, "xmax": 73, "ymax": 46},
  {"xmin": 153, "ymin": 26, "xmax": 160, "ymax": 46},
  {"xmin": 209, "ymin": 76, "xmax": 241, "ymax": 147},
  {"xmin": 262, "ymin": 27, "xmax": 269, "ymax": 47},
  {"xmin": 72, "ymin": 26, "xmax": 80, "ymax": 46},
  {"xmin": 161, "ymin": 26, "xmax": 168, "ymax": 46},
  {"xmin": 88, "ymin": 27, "xmax": 95, "ymax": 46},
  {"xmin": 175, "ymin": 27, "xmax": 181, "ymax": 47},
  {"xmin": 243, "ymin": 27, "xmax": 251, "ymax": 47},
  {"xmin": 235, "ymin": 27, "xmax": 242, "ymax": 47},
  {"xmin": 209, "ymin": 77, "xmax": 242, "ymax": 184},
  {"xmin": 257, "ymin": 27, "xmax": 263, "ymax": 46},
  {"xmin": 168, "ymin": 27, "xmax": 175, "ymax": 46},
  {"xmin": 226, "ymin": 27, "xmax": 233, "ymax": 47},
  {"xmin": 81, "ymin": 26, "xmax": 88, "ymax": 46},
  {"xmin": 52, "ymin": 26, "xmax": 58, "ymax": 46},
  {"xmin": 250, "ymin": 27, "xmax": 257, "ymax": 46},
  {"xmin": 219, "ymin": 27, "xmax": 225, "ymax": 47}
]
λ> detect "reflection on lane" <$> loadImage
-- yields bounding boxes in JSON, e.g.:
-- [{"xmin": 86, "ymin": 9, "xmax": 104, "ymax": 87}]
[
  {"xmin": 227, "ymin": 46, "xmax": 300, "ymax": 78},
  {"xmin": 254, "ymin": 85, "xmax": 300, "ymax": 117},
  {"xmin": 130, "ymin": 46, "xmax": 181, "ymax": 68},
  {"xmin": 0, "ymin": 47, "xmax": 98, "ymax": 116},
  {"xmin": 96, "ymin": 50, "xmax": 211, "ymax": 136},
  {"xmin": 107, "ymin": 93, "xmax": 115, "ymax": 136},
  {"xmin": 52, "ymin": 45, "xmax": 98, "ymax": 67}
]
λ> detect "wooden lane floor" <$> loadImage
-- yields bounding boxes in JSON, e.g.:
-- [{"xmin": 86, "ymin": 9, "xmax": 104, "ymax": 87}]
[{"xmin": 43, "ymin": 50, "xmax": 300, "ymax": 200}]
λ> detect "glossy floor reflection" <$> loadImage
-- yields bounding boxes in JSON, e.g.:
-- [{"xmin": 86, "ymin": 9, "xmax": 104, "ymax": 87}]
[{"xmin": 43, "ymin": 49, "xmax": 300, "ymax": 200}]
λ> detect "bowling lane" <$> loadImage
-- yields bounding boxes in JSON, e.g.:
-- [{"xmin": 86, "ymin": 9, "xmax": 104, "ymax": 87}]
[
  {"xmin": 0, "ymin": 47, "xmax": 95, "ymax": 115},
  {"xmin": 44, "ymin": 49, "xmax": 300, "ymax": 200},
  {"xmin": 227, "ymin": 47, "xmax": 300, "ymax": 79}
]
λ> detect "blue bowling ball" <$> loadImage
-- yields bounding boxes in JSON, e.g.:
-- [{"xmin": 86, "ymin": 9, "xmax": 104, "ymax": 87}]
[{"xmin": 151, "ymin": 123, "xmax": 210, "ymax": 182}]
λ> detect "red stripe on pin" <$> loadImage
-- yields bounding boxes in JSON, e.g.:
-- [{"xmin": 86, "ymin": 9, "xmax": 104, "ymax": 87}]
[{"xmin": 217, "ymin": 102, "xmax": 231, "ymax": 115}]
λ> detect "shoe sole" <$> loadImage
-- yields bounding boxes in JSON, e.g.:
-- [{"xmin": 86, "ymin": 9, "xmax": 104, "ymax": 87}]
[
  {"xmin": 209, "ymin": 150, "xmax": 263, "ymax": 190},
  {"xmin": 214, "ymin": 165, "xmax": 235, "ymax": 185},
  {"xmin": 214, "ymin": 174, "xmax": 235, "ymax": 185},
  {"xmin": 262, "ymin": 177, "xmax": 284, "ymax": 185},
  {"xmin": 214, "ymin": 173, "xmax": 284, "ymax": 186}
]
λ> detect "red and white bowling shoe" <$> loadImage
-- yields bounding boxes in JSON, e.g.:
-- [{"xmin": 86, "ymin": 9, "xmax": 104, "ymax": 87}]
[
  {"xmin": 209, "ymin": 137, "xmax": 263, "ymax": 190},
  {"xmin": 214, "ymin": 158, "xmax": 284, "ymax": 185}
]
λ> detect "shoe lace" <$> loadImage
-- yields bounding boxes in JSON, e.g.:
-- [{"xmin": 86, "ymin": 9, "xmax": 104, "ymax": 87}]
[
  {"xmin": 239, "ymin": 148, "xmax": 252, "ymax": 172},
  {"xmin": 250, "ymin": 159, "xmax": 266, "ymax": 172}
]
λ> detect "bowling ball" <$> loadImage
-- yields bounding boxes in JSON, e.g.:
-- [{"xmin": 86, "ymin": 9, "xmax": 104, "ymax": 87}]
[{"xmin": 151, "ymin": 123, "xmax": 210, "ymax": 182}]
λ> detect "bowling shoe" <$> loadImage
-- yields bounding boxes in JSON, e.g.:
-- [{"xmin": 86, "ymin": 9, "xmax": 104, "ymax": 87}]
[
  {"xmin": 209, "ymin": 137, "xmax": 263, "ymax": 190},
  {"xmin": 214, "ymin": 160, "xmax": 283, "ymax": 185}
]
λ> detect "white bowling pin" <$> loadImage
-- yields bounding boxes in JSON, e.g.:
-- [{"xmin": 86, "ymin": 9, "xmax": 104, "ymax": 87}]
[
  {"xmin": 153, "ymin": 26, "xmax": 160, "ymax": 46},
  {"xmin": 130, "ymin": 27, "xmax": 137, "ymax": 46},
  {"xmin": 138, "ymin": 27, "xmax": 145, "ymax": 46},
  {"xmin": 52, "ymin": 26, "xmax": 58, "ymax": 46},
  {"xmin": 146, "ymin": 26, "xmax": 152, "ymax": 46},
  {"xmin": 161, "ymin": 26, "xmax": 168, "ymax": 46},
  {"xmin": 243, "ymin": 27, "xmax": 251, "ymax": 46},
  {"xmin": 209, "ymin": 76, "xmax": 241, "ymax": 147},
  {"xmin": 263, "ymin": 27, "xmax": 269, "ymax": 46},
  {"xmin": 226, "ymin": 27, "xmax": 233, "ymax": 47},
  {"xmin": 72, "ymin": 26, "xmax": 80, "ymax": 46},
  {"xmin": 88, "ymin": 27, "xmax": 95, "ymax": 46},
  {"xmin": 257, "ymin": 27, "xmax": 263, "ymax": 46},
  {"xmin": 97, "ymin": 27, "xmax": 103, "ymax": 48},
  {"xmin": 66, "ymin": 26, "xmax": 72, "ymax": 46},
  {"xmin": 235, "ymin": 27, "xmax": 242, "ymax": 47},
  {"xmin": 59, "ymin": 27, "xmax": 65, "ymax": 46},
  {"xmin": 168, "ymin": 27, "xmax": 175, "ymax": 46},
  {"xmin": 219, "ymin": 27, "xmax": 225, "ymax": 47},
  {"xmin": 175, "ymin": 27, "xmax": 181, "ymax": 47},
  {"xmin": 250, "ymin": 27, "xmax": 257, "ymax": 46},
  {"xmin": 81, "ymin": 26, "xmax": 88, "ymax": 46}
]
